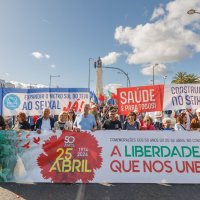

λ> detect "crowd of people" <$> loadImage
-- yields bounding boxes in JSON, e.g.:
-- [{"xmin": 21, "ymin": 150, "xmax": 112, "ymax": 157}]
[{"xmin": 0, "ymin": 104, "xmax": 200, "ymax": 132}]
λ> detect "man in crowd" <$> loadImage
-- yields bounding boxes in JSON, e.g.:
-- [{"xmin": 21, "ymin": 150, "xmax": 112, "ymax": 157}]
[
  {"xmin": 102, "ymin": 107, "xmax": 122, "ymax": 130},
  {"xmin": 35, "ymin": 108, "xmax": 55, "ymax": 133},
  {"xmin": 73, "ymin": 104, "xmax": 97, "ymax": 131}
]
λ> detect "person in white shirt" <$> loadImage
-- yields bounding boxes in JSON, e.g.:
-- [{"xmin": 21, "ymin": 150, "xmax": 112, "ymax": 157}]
[
  {"xmin": 35, "ymin": 108, "xmax": 56, "ymax": 133},
  {"xmin": 174, "ymin": 113, "xmax": 187, "ymax": 131}
]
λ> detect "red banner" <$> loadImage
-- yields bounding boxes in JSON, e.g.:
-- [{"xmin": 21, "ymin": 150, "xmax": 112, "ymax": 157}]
[{"xmin": 117, "ymin": 85, "xmax": 164, "ymax": 115}]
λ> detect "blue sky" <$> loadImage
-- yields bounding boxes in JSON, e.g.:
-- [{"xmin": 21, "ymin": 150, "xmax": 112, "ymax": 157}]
[{"xmin": 0, "ymin": 0, "xmax": 200, "ymax": 91}]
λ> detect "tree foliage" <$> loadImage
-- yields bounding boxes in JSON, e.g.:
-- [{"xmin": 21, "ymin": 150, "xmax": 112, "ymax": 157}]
[{"xmin": 171, "ymin": 72, "xmax": 200, "ymax": 84}]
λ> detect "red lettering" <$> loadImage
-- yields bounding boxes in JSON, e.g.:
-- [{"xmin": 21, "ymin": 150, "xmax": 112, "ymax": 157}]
[{"xmin": 110, "ymin": 146, "xmax": 121, "ymax": 157}]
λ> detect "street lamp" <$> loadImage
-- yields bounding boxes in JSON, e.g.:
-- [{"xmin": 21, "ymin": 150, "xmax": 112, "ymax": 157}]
[
  {"xmin": 49, "ymin": 75, "xmax": 60, "ymax": 88},
  {"xmin": 163, "ymin": 75, "xmax": 167, "ymax": 85},
  {"xmin": 187, "ymin": 9, "xmax": 200, "ymax": 15},
  {"xmin": 88, "ymin": 58, "xmax": 95, "ymax": 90},
  {"xmin": 152, "ymin": 63, "xmax": 159, "ymax": 85},
  {"xmin": 102, "ymin": 66, "xmax": 131, "ymax": 87}
]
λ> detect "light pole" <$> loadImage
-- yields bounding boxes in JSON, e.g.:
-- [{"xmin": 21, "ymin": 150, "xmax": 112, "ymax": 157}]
[
  {"xmin": 49, "ymin": 75, "xmax": 60, "ymax": 88},
  {"xmin": 88, "ymin": 58, "xmax": 95, "ymax": 90},
  {"xmin": 102, "ymin": 66, "xmax": 131, "ymax": 87},
  {"xmin": 163, "ymin": 75, "xmax": 167, "ymax": 85},
  {"xmin": 152, "ymin": 63, "xmax": 159, "ymax": 85},
  {"xmin": 187, "ymin": 9, "xmax": 200, "ymax": 15}
]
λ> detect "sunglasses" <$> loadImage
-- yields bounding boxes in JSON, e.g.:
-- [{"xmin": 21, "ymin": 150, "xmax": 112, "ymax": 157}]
[{"xmin": 144, "ymin": 119, "xmax": 150, "ymax": 122}]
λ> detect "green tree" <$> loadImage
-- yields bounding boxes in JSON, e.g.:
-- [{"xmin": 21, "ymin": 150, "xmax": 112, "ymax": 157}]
[
  {"xmin": 171, "ymin": 72, "xmax": 187, "ymax": 84},
  {"xmin": 185, "ymin": 74, "xmax": 200, "ymax": 83},
  {"xmin": 171, "ymin": 72, "xmax": 200, "ymax": 84}
]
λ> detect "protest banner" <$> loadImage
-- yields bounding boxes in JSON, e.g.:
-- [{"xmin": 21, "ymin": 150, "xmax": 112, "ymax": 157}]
[
  {"xmin": 163, "ymin": 84, "xmax": 200, "ymax": 110},
  {"xmin": 117, "ymin": 85, "xmax": 164, "ymax": 115},
  {"xmin": 1, "ymin": 130, "xmax": 200, "ymax": 183},
  {"xmin": 2, "ymin": 88, "xmax": 89, "ymax": 116},
  {"xmin": 0, "ymin": 88, "xmax": 2, "ymax": 115}
]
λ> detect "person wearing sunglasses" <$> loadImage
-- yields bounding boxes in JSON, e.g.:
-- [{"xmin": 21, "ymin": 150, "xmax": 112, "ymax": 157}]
[{"xmin": 140, "ymin": 115, "xmax": 156, "ymax": 130}]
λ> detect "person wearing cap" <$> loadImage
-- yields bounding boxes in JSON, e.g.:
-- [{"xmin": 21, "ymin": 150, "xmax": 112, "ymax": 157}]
[
  {"xmin": 154, "ymin": 111, "xmax": 163, "ymax": 130},
  {"xmin": 190, "ymin": 108, "xmax": 200, "ymax": 131}
]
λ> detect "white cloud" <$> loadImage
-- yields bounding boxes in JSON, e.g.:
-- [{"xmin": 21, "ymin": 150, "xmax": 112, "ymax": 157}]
[
  {"xmin": 101, "ymin": 52, "xmax": 122, "ymax": 66},
  {"xmin": 32, "ymin": 52, "xmax": 51, "ymax": 60},
  {"xmin": 114, "ymin": 0, "xmax": 200, "ymax": 65},
  {"xmin": 151, "ymin": 6, "xmax": 165, "ymax": 21},
  {"xmin": 141, "ymin": 64, "xmax": 167, "ymax": 76},
  {"xmin": 45, "ymin": 54, "xmax": 50, "ymax": 59},
  {"xmin": 104, "ymin": 83, "xmax": 122, "ymax": 95},
  {"xmin": 5, "ymin": 72, "xmax": 9, "ymax": 76},
  {"xmin": 9, "ymin": 81, "xmax": 48, "ymax": 88},
  {"xmin": 51, "ymin": 64, "xmax": 56, "ymax": 68},
  {"xmin": 32, "ymin": 52, "xmax": 43, "ymax": 59}
]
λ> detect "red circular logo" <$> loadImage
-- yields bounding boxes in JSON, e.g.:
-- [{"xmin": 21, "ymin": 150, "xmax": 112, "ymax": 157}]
[{"xmin": 37, "ymin": 130, "xmax": 103, "ymax": 183}]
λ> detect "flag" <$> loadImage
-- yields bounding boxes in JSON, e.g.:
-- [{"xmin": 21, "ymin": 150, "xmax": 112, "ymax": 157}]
[
  {"xmin": 98, "ymin": 93, "xmax": 105, "ymax": 102},
  {"xmin": 90, "ymin": 91, "xmax": 98, "ymax": 104}
]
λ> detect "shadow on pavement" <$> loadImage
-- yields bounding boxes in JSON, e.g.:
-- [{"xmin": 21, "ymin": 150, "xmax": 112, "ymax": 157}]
[{"xmin": 0, "ymin": 183, "xmax": 200, "ymax": 200}]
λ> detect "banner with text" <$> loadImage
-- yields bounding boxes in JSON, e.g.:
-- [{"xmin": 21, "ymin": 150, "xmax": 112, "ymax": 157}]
[
  {"xmin": 117, "ymin": 85, "xmax": 164, "ymax": 115},
  {"xmin": 2, "ymin": 88, "xmax": 89, "ymax": 116},
  {"xmin": 1, "ymin": 130, "xmax": 200, "ymax": 183},
  {"xmin": 163, "ymin": 84, "xmax": 200, "ymax": 110}
]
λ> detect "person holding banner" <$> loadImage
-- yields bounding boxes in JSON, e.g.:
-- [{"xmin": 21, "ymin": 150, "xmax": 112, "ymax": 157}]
[
  {"xmin": 162, "ymin": 117, "xmax": 174, "ymax": 130},
  {"xmin": 35, "ymin": 108, "xmax": 55, "ymax": 133},
  {"xmin": 190, "ymin": 108, "xmax": 200, "ymax": 131},
  {"xmin": 0, "ymin": 115, "xmax": 6, "ymax": 130},
  {"xmin": 123, "ymin": 112, "xmax": 139, "ymax": 130},
  {"xmin": 13, "ymin": 112, "xmax": 31, "ymax": 131},
  {"xmin": 174, "ymin": 113, "xmax": 187, "ymax": 131},
  {"xmin": 102, "ymin": 107, "xmax": 122, "ymax": 130},
  {"xmin": 140, "ymin": 116, "xmax": 156, "ymax": 130},
  {"xmin": 54, "ymin": 111, "xmax": 73, "ymax": 131},
  {"xmin": 73, "ymin": 104, "xmax": 97, "ymax": 132},
  {"xmin": 67, "ymin": 108, "xmax": 76, "ymax": 124}
]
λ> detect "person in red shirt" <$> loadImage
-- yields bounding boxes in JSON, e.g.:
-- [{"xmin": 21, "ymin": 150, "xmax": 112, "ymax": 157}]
[{"xmin": 140, "ymin": 115, "xmax": 156, "ymax": 130}]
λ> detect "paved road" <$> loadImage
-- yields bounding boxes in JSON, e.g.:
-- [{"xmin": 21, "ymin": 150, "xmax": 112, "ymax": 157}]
[{"xmin": 1, "ymin": 183, "xmax": 200, "ymax": 200}]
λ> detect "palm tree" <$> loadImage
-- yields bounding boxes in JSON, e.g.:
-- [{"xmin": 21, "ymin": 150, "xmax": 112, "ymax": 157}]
[
  {"xmin": 171, "ymin": 72, "xmax": 187, "ymax": 84},
  {"xmin": 185, "ymin": 74, "xmax": 200, "ymax": 83}
]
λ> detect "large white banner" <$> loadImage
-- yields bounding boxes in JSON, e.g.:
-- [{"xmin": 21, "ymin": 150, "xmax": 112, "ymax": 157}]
[
  {"xmin": 163, "ymin": 84, "xmax": 200, "ymax": 110},
  {"xmin": 1, "ymin": 130, "xmax": 200, "ymax": 183},
  {"xmin": 2, "ymin": 88, "xmax": 89, "ymax": 116}
]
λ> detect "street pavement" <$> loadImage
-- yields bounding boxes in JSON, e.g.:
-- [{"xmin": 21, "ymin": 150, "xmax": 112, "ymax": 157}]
[{"xmin": 1, "ymin": 183, "xmax": 200, "ymax": 200}]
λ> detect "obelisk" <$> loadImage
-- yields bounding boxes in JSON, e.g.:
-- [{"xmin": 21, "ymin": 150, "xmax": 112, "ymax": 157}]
[{"xmin": 95, "ymin": 57, "xmax": 103, "ymax": 97}]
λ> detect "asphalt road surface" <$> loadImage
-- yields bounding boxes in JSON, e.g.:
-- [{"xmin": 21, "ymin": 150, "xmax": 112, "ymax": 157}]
[{"xmin": 1, "ymin": 183, "xmax": 200, "ymax": 200}]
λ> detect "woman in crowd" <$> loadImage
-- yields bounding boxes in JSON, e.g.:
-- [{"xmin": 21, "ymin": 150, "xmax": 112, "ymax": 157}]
[
  {"xmin": 13, "ymin": 112, "xmax": 31, "ymax": 131},
  {"xmin": 100, "ymin": 105, "xmax": 109, "ymax": 124},
  {"xmin": 0, "ymin": 115, "xmax": 6, "ymax": 130},
  {"xmin": 162, "ymin": 117, "xmax": 174, "ymax": 130},
  {"xmin": 190, "ymin": 108, "xmax": 200, "ymax": 131},
  {"xmin": 174, "ymin": 113, "xmax": 187, "ymax": 131},
  {"xmin": 123, "ymin": 112, "xmax": 140, "ymax": 130},
  {"xmin": 140, "ymin": 115, "xmax": 156, "ymax": 130},
  {"xmin": 54, "ymin": 111, "xmax": 73, "ymax": 131}
]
